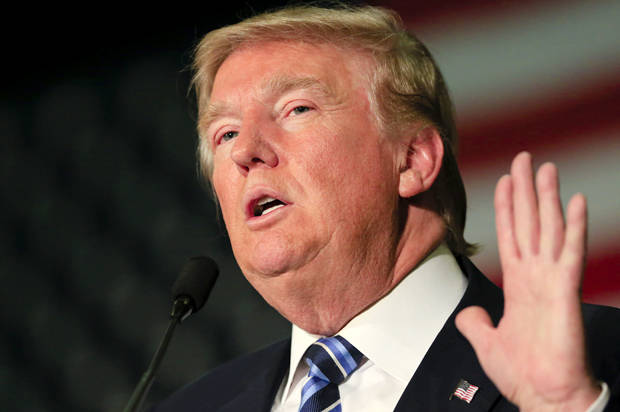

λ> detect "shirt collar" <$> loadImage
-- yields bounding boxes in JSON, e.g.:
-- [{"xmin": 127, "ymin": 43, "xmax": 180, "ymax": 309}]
[{"xmin": 280, "ymin": 243, "xmax": 468, "ymax": 400}]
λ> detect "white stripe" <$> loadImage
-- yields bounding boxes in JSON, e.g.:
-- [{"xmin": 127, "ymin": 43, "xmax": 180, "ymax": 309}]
[
  {"xmin": 415, "ymin": 0, "xmax": 620, "ymax": 120},
  {"xmin": 322, "ymin": 399, "xmax": 341, "ymax": 412},
  {"xmin": 315, "ymin": 341, "xmax": 347, "ymax": 378}
]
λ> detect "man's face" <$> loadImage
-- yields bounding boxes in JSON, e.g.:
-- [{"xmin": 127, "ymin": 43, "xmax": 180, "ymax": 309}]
[{"xmin": 206, "ymin": 41, "xmax": 402, "ymax": 311}]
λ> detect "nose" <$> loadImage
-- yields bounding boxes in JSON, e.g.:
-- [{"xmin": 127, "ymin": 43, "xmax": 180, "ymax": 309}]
[{"xmin": 230, "ymin": 120, "xmax": 279, "ymax": 175}]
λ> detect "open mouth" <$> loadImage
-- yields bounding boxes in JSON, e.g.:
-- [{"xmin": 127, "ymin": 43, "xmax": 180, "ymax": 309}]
[{"xmin": 252, "ymin": 196, "xmax": 287, "ymax": 217}]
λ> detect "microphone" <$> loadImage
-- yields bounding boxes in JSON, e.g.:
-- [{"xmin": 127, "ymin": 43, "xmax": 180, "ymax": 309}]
[
  {"xmin": 123, "ymin": 256, "xmax": 219, "ymax": 412},
  {"xmin": 171, "ymin": 256, "xmax": 219, "ymax": 322}
]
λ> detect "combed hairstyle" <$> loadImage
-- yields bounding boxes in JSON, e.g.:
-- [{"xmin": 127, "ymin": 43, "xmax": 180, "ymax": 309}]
[{"xmin": 191, "ymin": 4, "xmax": 476, "ymax": 256}]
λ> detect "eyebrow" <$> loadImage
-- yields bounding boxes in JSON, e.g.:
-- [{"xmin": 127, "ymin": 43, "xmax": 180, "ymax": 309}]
[
  {"xmin": 264, "ymin": 74, "xmax": 335, "ymax": 100},
  {"xmin": 200, "ymin": 74, "xmax": 336, "ymax": 132}
]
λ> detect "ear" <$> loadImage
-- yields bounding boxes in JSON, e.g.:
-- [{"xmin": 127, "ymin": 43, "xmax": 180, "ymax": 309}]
[{"xmin": 398, "ymin": 126, "xmax": 444, "ymax": 198}]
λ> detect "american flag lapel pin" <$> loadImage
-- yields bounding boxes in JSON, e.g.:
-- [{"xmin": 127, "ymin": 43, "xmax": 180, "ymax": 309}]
[{"xmin": 450, "ymin": 378, "xmax": 479, "ymax": 404}]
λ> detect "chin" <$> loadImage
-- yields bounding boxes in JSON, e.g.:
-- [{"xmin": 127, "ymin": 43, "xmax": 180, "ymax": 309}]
[{"xmin": 239, "ymin": 238, "xmax": 301, "ymax": 277}]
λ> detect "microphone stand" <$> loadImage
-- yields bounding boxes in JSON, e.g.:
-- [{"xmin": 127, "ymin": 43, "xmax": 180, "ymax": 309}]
[{"xmin": 123, "ymin": 297, "xmax": 193, "ymax": 412}]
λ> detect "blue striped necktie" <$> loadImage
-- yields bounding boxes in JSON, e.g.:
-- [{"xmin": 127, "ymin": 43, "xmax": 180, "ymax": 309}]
[{"xmin": 299, "ymin": 335, "xmax": 364, "ymax": 412}]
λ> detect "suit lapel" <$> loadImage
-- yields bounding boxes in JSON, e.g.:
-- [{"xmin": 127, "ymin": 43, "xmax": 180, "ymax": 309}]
[
  {"xmin": 218, "ymin": 339, "xmax": 290, "ymax": 412},
  {"xmin": 394, "ymin": 258, "xmax": 509, "ymax": 412}
]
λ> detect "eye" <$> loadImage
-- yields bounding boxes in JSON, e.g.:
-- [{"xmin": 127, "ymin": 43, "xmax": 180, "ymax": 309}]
[
  {"xmin": 218, "ymin": 130, "xmax": 238, "ymax": 144},
  {"xmin": 291, "ymin": 105, "xmax": 312, "ymax": 115}
]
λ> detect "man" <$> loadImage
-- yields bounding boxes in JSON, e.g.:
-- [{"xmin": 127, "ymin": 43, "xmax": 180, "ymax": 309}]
[{"xmin": 153, "ymin": 4, "xmax": 619, "ymax": 411}]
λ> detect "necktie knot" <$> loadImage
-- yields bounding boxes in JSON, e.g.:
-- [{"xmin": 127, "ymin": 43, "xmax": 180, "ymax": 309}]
[
  {"xmin": 299, "ymin": 335, "xmax": 364, "ymax": 412},
  {"xmin": 304, "ymin": 336, "xmax": 364, "ymax": 384}
]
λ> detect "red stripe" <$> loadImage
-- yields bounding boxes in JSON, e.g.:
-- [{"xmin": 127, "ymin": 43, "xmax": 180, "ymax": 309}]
[
  {"xmin": 582, "ymin": 246, "xmax": 620, "ymax": 302},
  {"xmin": 457, "ymin": 74, "xmax": 620, "ymax": 170},
  {"xmin": 454, "ymin": 388, "xmax": 475, "ymax": 401},
  {"xmin": 373, "ymin": 0, "xmax": 564, "ymax": 30}
]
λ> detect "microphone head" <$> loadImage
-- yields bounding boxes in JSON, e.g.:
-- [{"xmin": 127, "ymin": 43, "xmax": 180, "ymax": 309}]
[{"xmin": 171, "ymin": 256, "xmax": 219, "ymax": 314}]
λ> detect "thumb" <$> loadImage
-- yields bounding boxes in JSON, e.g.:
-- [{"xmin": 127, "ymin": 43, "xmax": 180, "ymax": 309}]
[{"xmin": 455, "ymin": 306, "xmax": 495, "ymax": 355}]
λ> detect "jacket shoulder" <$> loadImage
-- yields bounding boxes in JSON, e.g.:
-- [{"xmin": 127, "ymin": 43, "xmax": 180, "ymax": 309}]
[
  {"xmin": 149, "ymin": 338, "xmax": 290, "ymax": 411},
  {"xmin": 583, "ymin": 303, "xmax": 620, "ymax": 380}
]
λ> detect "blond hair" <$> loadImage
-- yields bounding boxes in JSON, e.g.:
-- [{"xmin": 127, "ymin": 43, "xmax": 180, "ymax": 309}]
[{"xmin": 191, "ymin": 4, "xmax": 476, "ymax": 256}]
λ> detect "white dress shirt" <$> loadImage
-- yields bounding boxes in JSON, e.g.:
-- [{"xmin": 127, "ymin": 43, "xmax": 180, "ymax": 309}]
[
  {"xmin": 272, "ymin": 244, "xmax": 467, "ymax": 411},
  {"xmin": 270, "ymin": 243, "xmax": 609, "ymax": 411}
]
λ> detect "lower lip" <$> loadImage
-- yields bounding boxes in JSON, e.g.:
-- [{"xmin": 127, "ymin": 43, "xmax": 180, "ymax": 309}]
[{"xmin": 246, "ymin": 204, "xmax": 292, "ymax": 229}]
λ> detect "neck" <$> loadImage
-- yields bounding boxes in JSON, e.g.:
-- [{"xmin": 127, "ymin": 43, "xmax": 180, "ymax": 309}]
[
  {"xmin": 258, "ymin": 243, "xmax": 402, "ymax": 336},
  {"xmin": 259, "ymin": 207, "xmax": 446, "ymax": 336}
]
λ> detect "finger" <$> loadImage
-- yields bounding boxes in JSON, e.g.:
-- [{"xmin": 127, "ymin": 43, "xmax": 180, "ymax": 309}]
[
  {"xmin": 536, "ymin": 163, "xmax": 564, "ymax": 260},
  {"xmin": 495, "ymin": 174, "xmax": 519, "ymax": 261},
  {"xmin": 511, "ymin": 152, "xmax": 540, "ymax": 255},
  {"xmin": 456, "ymin": 308, "xmax": 512, "ymax": 399},
  {"xmin": 562, "ymin": 193, "xmax": 587, "ymax": 282},
  {"xmin": 455, "ymin": 306, "xmax": 495, "ymax": 355}
]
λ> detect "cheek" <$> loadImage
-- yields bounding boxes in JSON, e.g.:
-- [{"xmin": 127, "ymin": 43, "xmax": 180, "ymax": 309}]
[
  {"xmin": 212, "ymin": 169, "xmax": 238, "ymax": 222},
  {"xmin": 303, "ymin": 150, "xmax": 392, "ymax": 223}
]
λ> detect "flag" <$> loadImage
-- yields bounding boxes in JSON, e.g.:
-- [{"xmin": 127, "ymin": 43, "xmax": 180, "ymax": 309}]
[
  {"xmin": 377, "ymin": 0, "xmax": 620, "ymax": 308},
  {"xmin": 451, "ymin": 379, "xmax": 480, "ymax": 403}
]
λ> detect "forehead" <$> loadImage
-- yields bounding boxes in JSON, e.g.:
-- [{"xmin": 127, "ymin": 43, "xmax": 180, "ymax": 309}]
[{"xmin": 209, "ymin": 41, "xmax": 373, "ymax": 104}]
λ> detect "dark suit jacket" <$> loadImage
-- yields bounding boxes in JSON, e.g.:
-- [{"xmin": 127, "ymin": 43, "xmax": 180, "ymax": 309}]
[{"xmin": 151, "ymin": 258, "xmax": 620, "ymax": 411}]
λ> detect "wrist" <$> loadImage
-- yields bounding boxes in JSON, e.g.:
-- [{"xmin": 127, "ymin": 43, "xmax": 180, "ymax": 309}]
[{"xmin": 520, "ymin": 379, "xmax": 601, "ymax": 412}]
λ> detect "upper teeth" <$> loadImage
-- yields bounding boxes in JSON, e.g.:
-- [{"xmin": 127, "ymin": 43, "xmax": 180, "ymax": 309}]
[
  {"xmin": 253, "ymin": 196, "xmax": 284, "ymax": 216},
  {"xmin": 254, "ymin": 197, "xmax": 285, "ymax": 217},
  {"xmin": 258, "ymin": 197, "xmax": 276, "ymax": 206}
]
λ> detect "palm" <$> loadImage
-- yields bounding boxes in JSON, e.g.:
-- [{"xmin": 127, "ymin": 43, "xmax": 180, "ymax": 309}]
[{"xmin": 456, "ymin": 152, "xmax": 599, "ymax": 411}]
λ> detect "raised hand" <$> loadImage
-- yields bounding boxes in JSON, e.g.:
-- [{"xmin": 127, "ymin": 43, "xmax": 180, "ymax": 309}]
[{"xmin": 455, "ymin": 152, "xmax": 601, "ymax": 411}]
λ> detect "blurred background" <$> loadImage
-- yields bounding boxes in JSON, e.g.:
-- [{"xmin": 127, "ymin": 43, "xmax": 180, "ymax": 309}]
[{"xmin": 2, "ymin": 0, "xmax": 618, "ymax": 410}]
